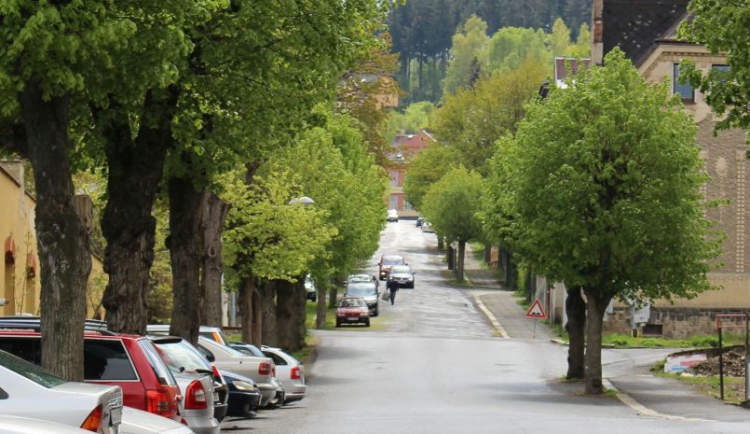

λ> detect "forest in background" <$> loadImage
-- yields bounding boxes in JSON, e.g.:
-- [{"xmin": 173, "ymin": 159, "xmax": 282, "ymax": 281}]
[{"xmin": 387, "ymin": 0, "xmax": 591, "ymax": 105}]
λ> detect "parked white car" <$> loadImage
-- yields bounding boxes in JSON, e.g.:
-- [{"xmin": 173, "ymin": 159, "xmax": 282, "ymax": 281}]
[
  {"xmin": 0, "ymin": 416, "xmax": 93, "ymax": 434},
  {"xmin": 261, "ymin": 346, "xmax": 307, "ymax": 403},
  {"xmin": 120, "ymin": 407, "xmax": 194, "ymax": 434},
  {"xmin": 195, "ymin": 337, "xmax": 277, "ymax": 407},
  {"xmin": 387, "ymin": 209, "xmax": 399, "ymax": 222},
  {"xmin": 0, "ymin": 350, "xmax": 123, "ymax": 434}
]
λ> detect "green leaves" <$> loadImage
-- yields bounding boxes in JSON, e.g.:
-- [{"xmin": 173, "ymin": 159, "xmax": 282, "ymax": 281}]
[
  {"xmin": 485, "ymin": 48, "xmax": 721, "ymax": 301},
  {"xmin": 422, "ymin": 166, "xmax": 484, "ymax": 243}
]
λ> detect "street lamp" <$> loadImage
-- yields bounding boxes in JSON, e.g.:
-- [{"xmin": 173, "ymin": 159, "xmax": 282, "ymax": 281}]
[{"xmin": 288, "ymin": 196, "xmax": 315, "ymax": 206}]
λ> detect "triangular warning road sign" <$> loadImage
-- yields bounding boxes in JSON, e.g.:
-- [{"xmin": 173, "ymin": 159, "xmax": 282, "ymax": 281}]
[{"xmin": 525, "ymin": 299, "xmax": 547, "ymax": 319}]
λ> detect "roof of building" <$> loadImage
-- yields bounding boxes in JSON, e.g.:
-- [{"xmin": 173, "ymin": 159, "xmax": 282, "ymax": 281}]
[{"xmin": 602, "ymin": 0, "xmax": 690, "ymax": 67}]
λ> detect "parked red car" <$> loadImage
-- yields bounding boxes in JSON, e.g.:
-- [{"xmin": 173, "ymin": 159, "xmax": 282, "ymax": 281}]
[
  {"xmin": 0, "ymin": 319, "xmax": 181, "ymax": 422},
  {"xmin": 335, "ymin": 296, "xmax": 370, "ymax": 327}
]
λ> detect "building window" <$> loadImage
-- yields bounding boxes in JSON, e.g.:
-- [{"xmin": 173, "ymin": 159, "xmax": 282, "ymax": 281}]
[
  {"xmin": 712, "ymin": 64, "xmax": 730, "ymax": 84},
  {"xmin": 404, "ymin": 201, "xmax": 413, "ymax": 211},
  {"xmin": 389, "ymin": 171, "xmax": 399, "ymax": 187},
  {"xmin": 389, "ymin": 195, "xmax": 398, "ymax": 210},
  {"xmin": 673, "ymin": 63, "xmax": 694, "ymax": 103}
]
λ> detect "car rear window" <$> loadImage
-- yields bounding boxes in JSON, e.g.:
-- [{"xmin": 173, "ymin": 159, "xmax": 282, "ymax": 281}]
[
  {"xmin": 84, "ymin": 339, "xmax": 138, "ymax": 381},
  {"xmin": 383, "ymin": 256, "xmax": 404, "ymax": 265},
  {"xmin": 262, "ymin": 351, "xmax": 287, "ymax": 366},
  {"xmin": 0, "ymin": 350, "xmax": 66, "ymax": 389},
  {"xmin": 138, "ymin": 340, "xmax": 178, "ymax": 387},
  {"xmin": 153, "ymin": 340, "xmax": 212, "ymax": 375}
]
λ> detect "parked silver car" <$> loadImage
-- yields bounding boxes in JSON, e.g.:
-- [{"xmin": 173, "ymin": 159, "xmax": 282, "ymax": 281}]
[
  {"xmin": 148, "ymin": 336, "xmax": 220, "ymax": 434},
  {"xmin": 389, "ymin": 265, "xmax": 416, "ymax": 288},
  {"xmin": 0, "ymin": 416, "xmax": 93, "ymax": 434},
  {"xmin": 261, "ymin": 346, "xmax": 307, "ymax": 403},
  {"xmin": 120, "ymin": 407, "xmax": 194, "ymax": 434},
  {"xmin": 0, "ymin": 350, "xmax": 123, "ymax": 434},
  {"xmin": 196, "ymin": 337, "xmax": 277, "ymax": 407}
]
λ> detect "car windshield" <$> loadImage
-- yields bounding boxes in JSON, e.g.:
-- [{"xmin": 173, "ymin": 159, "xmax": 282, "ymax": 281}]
[
  {"xmin": 0, "ymin": 350, "xmax": 66, "ymax": 388},
  {"xmin": 347, "ymin": 283, "xmax": 377, "ymax": 296},
  {"xmin": 382, "ymin": 256, "xmax": 404, "ymax": 265},
  {"xmin": 339, "ymin": 298, "xmax": 365, "ymax": 308},
  {"xmin": 153, "ymin": 340, "xmax": 212, "ymax": 374},
  {"xmin": 391, "ymin": 266, "xmax": 411, "ymax": 273}
]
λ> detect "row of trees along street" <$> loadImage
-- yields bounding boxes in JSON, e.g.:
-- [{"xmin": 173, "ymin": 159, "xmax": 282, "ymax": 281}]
[
  {"xmin": 0, "ymin": 1, "xmax": 393, "ymax": 381},
  {"xmin": 401, "ymin": 3, "xmax": 750, "ymax": 394}
]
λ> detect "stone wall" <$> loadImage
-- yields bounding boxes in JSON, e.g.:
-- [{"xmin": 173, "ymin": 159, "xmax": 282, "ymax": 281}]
[{"xmin": 604, "ymin": 306, "xmax": 750, "ymax": 339}]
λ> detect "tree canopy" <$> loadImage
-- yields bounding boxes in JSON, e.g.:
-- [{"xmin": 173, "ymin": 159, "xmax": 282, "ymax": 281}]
[{"xmin": 484, "ymin": 48, "xmax": 722, "ymax": 394}]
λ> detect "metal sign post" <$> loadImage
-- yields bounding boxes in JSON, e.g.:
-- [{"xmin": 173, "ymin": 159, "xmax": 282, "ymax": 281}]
[{"xmin": 715, "ymin": 314, "xmax": 750, "ymax": 403}]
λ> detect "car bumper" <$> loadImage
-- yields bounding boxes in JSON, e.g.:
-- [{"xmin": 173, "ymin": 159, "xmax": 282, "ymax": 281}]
[
  {"xmin": 257, "ymin": 384, "xmax": 277, "ymax": 407},
  {"xmin": 284, "ymin": 383, "xmax": 307, "ymax": 401},
  {"xmin": 227, "ymin": 391, "xmax": 261, "ymax": 418},
  {"xmin": 213, "ymin": 402, "xmax": 228, "ymax": 423},
  {"xmin": 181, "ymin": 414, "xmax": 220, "ymax": 434}
]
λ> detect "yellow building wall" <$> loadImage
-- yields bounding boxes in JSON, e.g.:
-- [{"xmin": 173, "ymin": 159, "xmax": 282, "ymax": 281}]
[{"xmin": 1, "ymin": 163, "xmax": 107, "ymax": 318}]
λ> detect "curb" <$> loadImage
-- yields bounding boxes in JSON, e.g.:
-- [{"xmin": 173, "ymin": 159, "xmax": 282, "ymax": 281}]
[
  {"xmin": 603, "ymin": 379, "xmax": 714, "ymax": 423},
  {"xmin": 473, "ymin": 293, "xmax": 510, "ymax": 339}
]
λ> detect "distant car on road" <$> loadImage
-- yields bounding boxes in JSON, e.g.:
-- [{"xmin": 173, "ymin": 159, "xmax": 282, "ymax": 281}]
[
  {"xmin": 416, "ymin": 217, "xmax": 424, "ymax": 227},
  {"xmin": 387, "ymin": 209, "xmax": 399, "ymax": 222},
  {"xmin": 389, "ymin": 265, "xmax": 415, "ymax": 288},
  {"xmin": 336, "ymin": 297, "xmax": 370, "ymax": 327},
  {"xmin": 304, "ymin": 276, "xmax": 317, "ymax": 302},
  {"xmin": 378, "ymin": 253, "xmax": 406, "ymax": 280},
  {"xmin": 421, "ymin": 221, "xmax": 434, "ymax": 233},
  {"xmin": 345, "ymin": 279, "xmax": 380, "ymax": 316}
]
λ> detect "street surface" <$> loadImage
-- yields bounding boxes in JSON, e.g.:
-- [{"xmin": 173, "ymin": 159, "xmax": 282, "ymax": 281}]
[{"xmin": 221, "ymin": 220, "xmax": 750, "ymax": 434}]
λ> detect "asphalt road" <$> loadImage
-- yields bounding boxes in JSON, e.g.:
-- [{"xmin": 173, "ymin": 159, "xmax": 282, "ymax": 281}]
[{"xmin": 221, "ymin": 220, "xmax": 750, "ymax": 434}]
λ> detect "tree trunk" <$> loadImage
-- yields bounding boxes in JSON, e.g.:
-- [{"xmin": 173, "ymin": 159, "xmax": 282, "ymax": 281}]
[
  {"xmin": 19, "ymin": 85, "xmax": 90, "ymax": 381},
  {"xmin": 328, "ymin": 281, "xmax": 338, "ymax": 309},
  {"xmin": 437, "ymin": 235, "xmax": 444, "ymax": 250},
  {"xmin": 100, "ymin": 92, "xmax": 174, "ymax": 335},
  {"xmin": 316, "ymin": 279, "xmax": 328, "ymax": 329},
  {"xmin": 456, "ymin": 240, "xmax": 465, "ymax": 283},
  {"xmin": 583, "ymin": 289, "xmax": 612, "ymax": 394},
  {"xmin": 446, "ymin": 244, "xmax": 454, "ymax": 270},
  {"xmin": 565, "ymin": 285, "xmax": 586, "ymax": 380},
  {"xmin": 275, "ymin": 280, "xmax": 294, "ymax": 350},
  {"xmin": 167, "ymin": 176, "xmax": 204, "ymax": 345},
  {"xmin": 238, "ymin": 277, "xmax": 256, "ymax": 344},
  {"xmin": 200, "ymin": 192, "xmax": 230, "ymax": 327},
  {"xmin": 259, "ymin": 279, "xmax": 278, "ymax": 346},
  {"xmin": 275, "ymin": 279, "xmax": 307, "ymax": 352}
]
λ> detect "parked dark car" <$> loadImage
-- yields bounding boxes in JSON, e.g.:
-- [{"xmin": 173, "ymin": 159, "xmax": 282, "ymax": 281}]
[
  {"xmin": 416, "ymin": 217, "xmax": 424, "ymax": 227},
  {"xmin": 221, "ymin": 370, "xmax": 262, "ymax": 419}
]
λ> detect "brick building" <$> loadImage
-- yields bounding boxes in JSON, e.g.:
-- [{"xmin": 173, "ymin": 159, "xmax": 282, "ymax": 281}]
[{"xmin": 387, "ymin": 130, "xmax": 435, "ymax": 217}]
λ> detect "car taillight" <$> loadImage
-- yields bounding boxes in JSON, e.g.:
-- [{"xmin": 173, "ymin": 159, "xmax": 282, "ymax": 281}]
[
  {"xmin": 80, "ymin": 405, "xmax": 102, "ymax": 432},
  {"xmin": 291, "ymin": 365, "xmax": 301, "ymax": 380},
  {"xmin": 185, "ymin": 380, "xmax": 208, "ymax": 410},
  {"xmin": 259, "ymin": 361, "xmax": 273, "ymax": 376},
  {"xmin": 211, "ymin": 364, "xmax": 221, "ymax": 381},
  {"xmin": 146, "ymin": 388, "xmax": 177, "ymax": 419}
]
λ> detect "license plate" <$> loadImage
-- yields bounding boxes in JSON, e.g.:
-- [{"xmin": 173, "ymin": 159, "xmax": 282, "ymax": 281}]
[
  {"xmin": 109, "ymin": 407, "xmax": 122, "ymax": 426},
  {"xmin": 348, "ymin": 317, "xmax": 359, "ymax": 321}
]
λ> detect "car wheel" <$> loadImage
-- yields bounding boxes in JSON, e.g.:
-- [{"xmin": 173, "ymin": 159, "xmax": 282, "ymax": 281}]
[
  {"xmin": 336, "ymin": 320, "xmax": 341, "ymax": 327},
  {"xmin": 374, "ymin": 307, "xmax": 379, "ymax": 317},
  {"xmin": 365, "ymin": 319, "xmax": 371, "ymax": 327}
]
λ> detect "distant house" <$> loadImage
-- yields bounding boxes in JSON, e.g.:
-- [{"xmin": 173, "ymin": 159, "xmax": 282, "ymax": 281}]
[
  {"xmin": 387, "ymin": 130, "xmax": 435, "ymax": 217},
  {"xmin": 0, "ymin": 161, "xmax": 107, "ymax": 318},
  {"xmin": 534, "ymin": 0, "xmax": 750, "ymax": 338}
]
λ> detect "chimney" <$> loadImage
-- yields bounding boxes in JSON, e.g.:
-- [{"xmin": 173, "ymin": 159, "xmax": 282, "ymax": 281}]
[{"xmin": 591, "ymin": 0, "xmax": 604, "ymax": 65}]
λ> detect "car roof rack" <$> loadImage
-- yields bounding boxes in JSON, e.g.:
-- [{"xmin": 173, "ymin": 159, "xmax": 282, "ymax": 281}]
[{"xmin": 0, "ymin": 316, "xmax": 117, "ymax": 335}]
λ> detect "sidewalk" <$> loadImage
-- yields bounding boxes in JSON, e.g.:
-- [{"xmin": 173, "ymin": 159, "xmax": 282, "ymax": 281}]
[{"xmin": 459, "ymin": 244, "xmax": 750, "ymax": 422}]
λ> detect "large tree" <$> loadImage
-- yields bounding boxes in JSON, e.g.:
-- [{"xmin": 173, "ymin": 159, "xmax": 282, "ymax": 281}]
[
  {"xmin": 432, "ymin": 58, "xmax": 549, "ymax": 175},
  {"xmin": 487, "ymin": 49, "xmax": 721, "ymax": 394},
  {"xmin": 403, "ymin": 144, "xmax": 458, "ymax": 211},
  {"xmin": 679, "ymin": 0, "xmax": 750, "ymax": 139},
  {"xmin": 0, "ymin": 0, "xmax": 192, "ymax": 379},
  {"xmin": 422, "ymin": 166, "xmax": 485, "ymax": 282},
  {"xmin": 442, "ymin": 15, "xmax": 489, "ymax": 96}
]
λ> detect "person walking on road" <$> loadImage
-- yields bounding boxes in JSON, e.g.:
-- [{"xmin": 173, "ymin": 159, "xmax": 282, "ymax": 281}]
[{"xmin": 386, "ymin": 276, "xmax": 399, "ymax": 305}]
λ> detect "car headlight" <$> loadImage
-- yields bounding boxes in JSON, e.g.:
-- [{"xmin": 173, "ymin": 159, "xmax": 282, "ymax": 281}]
[{"xmin": 233, "ymin": 380, "xmax": 256, "ymax": 392}]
